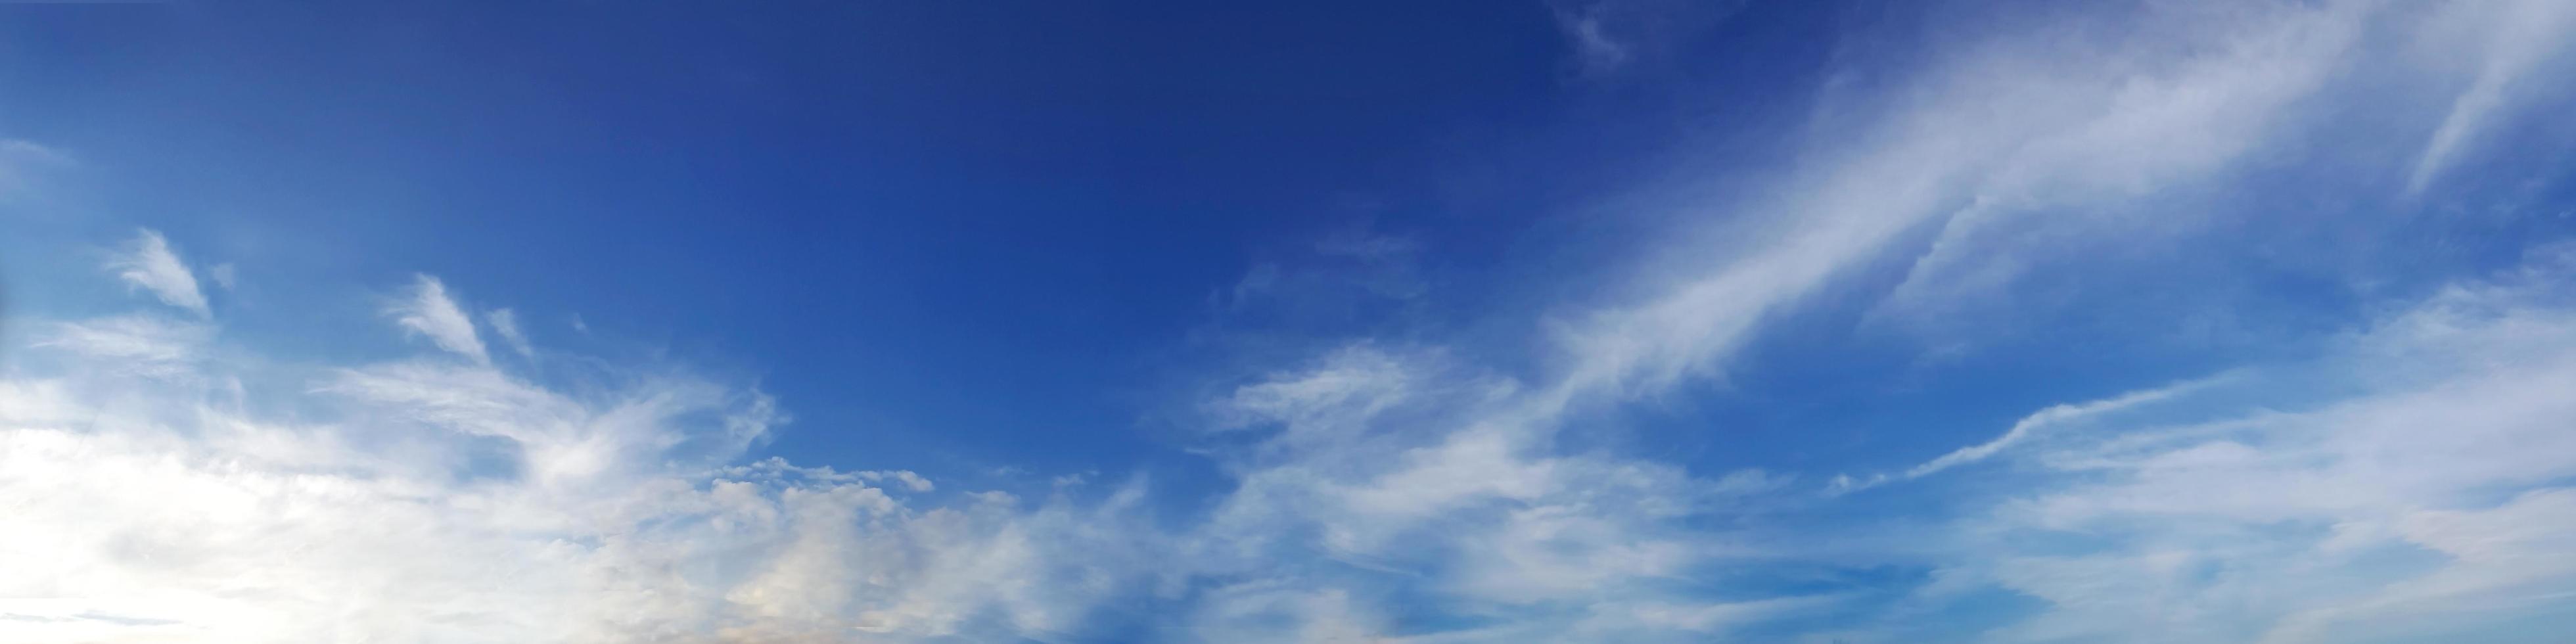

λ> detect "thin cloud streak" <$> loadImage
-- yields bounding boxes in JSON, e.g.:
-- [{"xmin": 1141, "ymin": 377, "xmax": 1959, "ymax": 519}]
[
  {"xmin": 7, "ymin": 0, "xmax": 2575, "ymax": 641},
  {"xmin": 1831, "ymin": 373, "xmax": 2235, "ymax": 494},
  {"xmin": 1554, "ymin": 0, "xmax": 2379, "ymax": 405},
  {"xmin": 387, "ymin": 274, "xmax": 490, "ymax": 365},
  {"xmin": 485, "ymin": 308, "xmax": 534, "ymax": 359},
  {"xmin": 2404, "ymin": 0, "xmax": 2576, "ymax": 196},
  {"xmin": 106, "ymin": 229, "xmax": 210, "ymax": 317}
]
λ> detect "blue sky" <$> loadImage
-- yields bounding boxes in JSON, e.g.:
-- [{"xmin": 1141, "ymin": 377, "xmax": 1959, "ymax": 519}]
[{"xmin": 4, "ymin": 1, "xmax": 2576, "ymax": 642}]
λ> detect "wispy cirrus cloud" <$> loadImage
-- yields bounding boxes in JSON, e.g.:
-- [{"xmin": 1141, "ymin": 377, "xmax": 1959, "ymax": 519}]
[
  {"xmin": 2404, "ymin": 0, "xmax": 2576, "ymax": 196},
  {"xmin": 0, "ymin": 139, "xmax": 70, "ymax": 199},
  {"xmin": 6, "ymin": 0, "xmax": 2575, "ymax": 641},
  {"xmin": 105, "ymin": 229, "xmax": 210, "ymax": 317},
  {"xmin": 1553, "ymin": 0, "xmax": 2384, "ymax": 401},
  {"xmin": 386, "ymin": 274, "xmax": 489, "ymax": 365},
  {"xmin": 484, "ymin": 307, "xmax": 534, "ymax": 359},
  {"xmin": 1549, "ymin": 0, "xmax": 1749, "ymax": 78},
  {"xmin": 1829, "ymin": 373, "xmax": 2232, "ymax": 494},
  {"xmin": 1167, "ymin": 1, "xmax": 2576, "ymax": 639},
  {"xmin": 1801, "ymin": 245, "xmax": 2576, "ymax": 643},
  {"xmin": 32, "ymin": 315, "xmax": 211, "ymax": 379}
]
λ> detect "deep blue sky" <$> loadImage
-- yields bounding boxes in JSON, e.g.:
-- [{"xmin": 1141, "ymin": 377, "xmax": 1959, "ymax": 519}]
[
  {"xmin": 3, "ymin": 1, "xmax": 1862, "ymax": 480},
  {"xmin": 5, "ymin": 1, "xmax": 2575, "ymax": 642}
]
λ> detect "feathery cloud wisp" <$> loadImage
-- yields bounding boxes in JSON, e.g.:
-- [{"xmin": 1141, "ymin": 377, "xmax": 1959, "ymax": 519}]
[
  {"xmin": 0, "ymin": 139, "xmax": 70, "ymax": 198},
  {"xmin": 387, "ymin": 274, "xmax": 489, "ymax": 364},
  {"xmin": 484, "ymin": 308, "xmax": 534, "ymax": 359},
  {"xmin": 9, "ymin": 0, "xmax": 2576, "ymax": 639},
  {"xmin": 106, "ymin": 229, "xmax": 210, "ymax": 317}
]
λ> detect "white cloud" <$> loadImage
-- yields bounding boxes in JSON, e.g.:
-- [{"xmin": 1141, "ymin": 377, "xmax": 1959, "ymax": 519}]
[
  {"xmin": 1185, "ymin": 582, "xmax": 1386, "ymax": 644},
  {"xmin": 1878, "ymin": 251, "xmax": 2576, "ymax": 642},
  {"xmin": 484, "ymin": 308, "xmax": 534, "ymax": 359},
  {"xmin": 1550, "ymin": 0, "xmax": 1749, "ymax": 78},
  {"xmin": 0, "ymin": 139, "xmax": 70, "ymax": 198},
  {"xmin": 207, "ymin": 263, "xmax": 237, "ymax": 290},
  {"xmin": 1615, "ymin": 595, "xmax": 1841, "ymax": 634},
  {"xmin": 386, "ymin": 274, "xmax": 488, "ymax": 365},
  {"xmin": 1208, "ymin": 344, "xmax": 1421, "ymax": 459},
  {"xmin": 1552, "ymin": 0, "xmax": 2385, "ymax": 402},
  {"xmin": 1557, "ymin": 6, "xmax": 1629, "ymax": 76},
  {"xmin": 1173, "ymin": 6, "xmax": 2509, "ymax": 633},
  {"xmin": 2404, "ymin": 0, "xmax": 2576, "ymax": 195},
  {"xmin": 32, "ymin": 315, "xmax": 212, "ymax": 379},
  {"xmin": 106, "ymin": 229, "xmax": 210, "ymax": 317},
  {"xmin": 1177, "ymin": 338, "xmax": 1795, "ymax": 640},
  {"xmin": 1174, "ymin": 2, "xmax": 2576, "ymax": 639},
  {"xmin": 0, "ymin": 276, "xmax": 1147, "ymax": 644},
  {"xmin": 7, "ymin": 1, "xmax": 2573, "ymax": 641},
  {"xmin": 2261, "ymin": 488, "xmax": 2576, "ymax": 643},
  {"xmin": 858, "ymin": 469, "xmax": 935, "ymax": 492},
  {"xmin": 1832, "ymin": 373, "xmax": 2232, "ymax": 493},
  {"xmin": 1157, "ymin": 7, "xmax": 2574, "ymax": 631}
]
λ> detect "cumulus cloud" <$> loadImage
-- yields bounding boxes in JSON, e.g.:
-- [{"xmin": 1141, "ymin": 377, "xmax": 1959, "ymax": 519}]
[
  {"xmin": 387, "ymin": 274, "xmax": 489, "ymax": 365},
  {"xmin": 106, "ymin": 229, "xmax": 210, "ymax": 317}
]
